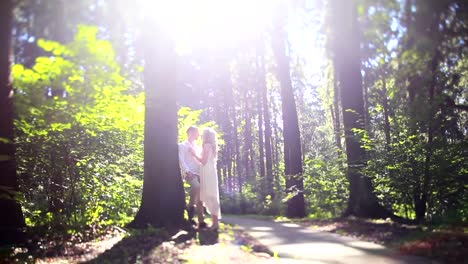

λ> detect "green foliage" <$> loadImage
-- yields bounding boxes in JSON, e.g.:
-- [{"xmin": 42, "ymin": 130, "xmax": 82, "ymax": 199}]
[
  {"xmin": 178, "ymin": 106, "xmax": 224, "ymax": 146},
  {"xmin": 14, "ymin": 25, "xmax": 144, "ymax": 228},
  {"xmin": 220, "ymin": 183, "xmax": 284, "ymax": 216},
  {"xmin": 358, "ymin": 0, "xmax": 467, "ymax": 223},
  {"xmin": 303, "ymin": 154, "xmax": 348, "ymax": 218}
]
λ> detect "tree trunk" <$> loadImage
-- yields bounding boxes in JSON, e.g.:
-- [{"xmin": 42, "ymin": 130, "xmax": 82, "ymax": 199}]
[
  {"xmin": 363, "ymin": 70, "xmax": 371, "ymax": 132},
  {"xmin": 272, "ymin": 1, "xmax": 305, "ymax": 218},
  {"xmin": 130, "ymin": 19, "xmax": 185, "ymax": 228},
  {"xmin": 418, "ymin": 50, "xmax": 441, "ymax": 223},
  {"xmin": 262, "ymin": 80, "xmax": 274, "ymax": 199},
  {"xmin": 381, "ymin": 77, "xmax": 391, "ymax": 146},
  {"xmin": 272, "ymin": 99, "xmax": 281, "ymax": 188},
  {"xmin": 332, "ymin": 64, "xmax": 342, "ymax": 150},
  {"xmin": 0, "ymin": 0, "xmax": 26, "ymax": 245},
  {"xmin": 256, "ymin": 82, "xmax": 266, "ymax": 180},
  {"xmin": 243, "ymin": 104, "xmax": 253, "ymax": 180},
  {"xmin": 330, "ymin": 0, "xmax": 391, "ymax": 219},
  {"xmin": 257, "ymin": 49, "xmax": 274, "ymax": 198},
  {"xmin": 234, "ymin": 110, "xmax": 241, "ymax": 194}
]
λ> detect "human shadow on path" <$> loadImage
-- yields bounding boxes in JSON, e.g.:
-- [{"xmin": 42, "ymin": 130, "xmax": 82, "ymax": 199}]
[
  {"xmin": 83, "ymin": 228, "xmax": 196, "ymax": 264},
  {"xmin": 197, "ymin": 228, "xmax": 219, "ymax": 245},
  {"xmin": 83, "ymin": 227, "xmax": 220, "ymax": 263}
]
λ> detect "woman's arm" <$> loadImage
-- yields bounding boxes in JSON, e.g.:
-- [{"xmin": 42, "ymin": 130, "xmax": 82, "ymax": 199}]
[{"xmin": 193, "ymin": 144, "xmax": 212, "ymax": 165}]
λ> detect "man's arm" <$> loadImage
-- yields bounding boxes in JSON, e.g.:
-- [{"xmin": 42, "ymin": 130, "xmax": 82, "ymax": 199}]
[{"xmin": 178, "ymin": 143, "xmax": 190, "ymax": 177}]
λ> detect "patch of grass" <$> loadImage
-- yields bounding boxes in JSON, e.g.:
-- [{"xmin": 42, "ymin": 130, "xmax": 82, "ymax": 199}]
[{"xmin": 225, "ymin": 214, "xmax": 276, "ymax": 221}]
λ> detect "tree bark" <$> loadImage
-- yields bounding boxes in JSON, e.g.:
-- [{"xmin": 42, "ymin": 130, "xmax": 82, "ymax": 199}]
[
  {"xmin": 332, "ymin": 64, "xmax": 342, "ymax": 150},
  {"xmin": 234, "ymin": 109, "xmax": 241, "ymax": 193},
  {"xmin": 257, "ymin": 49, "xmax": 274, "ymax": 198},
  {"xmin": 256, "ymin": 79, "xmax": 266, "ymax": 180},
  {"xmin": 271, "ymin": 98, "xmax": 281, "ymax": 188},
  {"xmin": 243, "ymin": 101, "xmax": 254, "ymax": 180},
  {"xmin": 0, "ymin": 0, "xmax": 26, "ymax": 245},
  {"xmin": 130, "ymin": 18, "xmax": 185, "ymax": 228},
  {"xmin": 330, "ymin": 0, "xmax": 391, "ymax": 219},
  {"xmin": 272, "ymin": 1, "xmax": 306, "ymax": 218},
  {"xmin": 381, "ymin": 76, "xmax": 391, "ymax": 147}
]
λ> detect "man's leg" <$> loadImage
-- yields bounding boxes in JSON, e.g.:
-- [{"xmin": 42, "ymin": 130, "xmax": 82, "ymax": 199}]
[
  {"xmin": 187, "ymin": 190, "xmax": 196, "ymax": 222},
  {"xmin": 196, "ymin": 197, "xmax": 205, "ymax": 223},
  {"xmin": 194, "ymin": 175, "xmax": 206, "ymax": 227},
  {"xmin": 187, "ymin": 174, "xmax": 199, "ymax": 224}
]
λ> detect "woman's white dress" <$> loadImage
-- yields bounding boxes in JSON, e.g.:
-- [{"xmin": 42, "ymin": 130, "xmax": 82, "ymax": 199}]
[{"xmin": 200, "ymin": 147, "xmax": 221, "ymax": 218}]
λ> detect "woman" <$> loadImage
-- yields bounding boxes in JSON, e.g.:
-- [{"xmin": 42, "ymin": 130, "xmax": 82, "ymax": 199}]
[{"xmin": 190, "ymin": 128, "xmax": 221, "ymax": 230}]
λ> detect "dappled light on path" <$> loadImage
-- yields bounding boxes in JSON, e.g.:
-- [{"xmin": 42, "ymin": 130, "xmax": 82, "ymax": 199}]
[{"xmin": 223, "ymin": 216, "xmax": 431, "ymax": 264}]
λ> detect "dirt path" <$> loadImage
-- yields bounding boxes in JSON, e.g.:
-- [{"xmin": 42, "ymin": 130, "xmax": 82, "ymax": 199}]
[{"xmin": 222, "ymin": 216, "xmax": 435, "ymax": 264}]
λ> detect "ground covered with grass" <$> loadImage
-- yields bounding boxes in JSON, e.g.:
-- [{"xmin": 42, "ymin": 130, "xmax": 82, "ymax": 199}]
[{"xmin": 0, "ymin": 223, "xmax": 276, "ymax": 264}]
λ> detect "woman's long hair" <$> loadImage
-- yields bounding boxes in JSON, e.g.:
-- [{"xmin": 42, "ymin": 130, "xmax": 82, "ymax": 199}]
[{"xmin": 202, "ymin": 128, "xmax": 218, "ymax": 158}]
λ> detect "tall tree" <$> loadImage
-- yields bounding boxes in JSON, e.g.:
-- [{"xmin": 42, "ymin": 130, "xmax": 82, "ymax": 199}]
[
  {"xmin": 398, "ymin": 0, "xmax": 466, "ymax": 222},
  {"xmin": 130, "ymin": 18, "xmax": 185, "ymax": 228},
  {"xmin": 272, "ymin": 1, "xmax": 306, "ymax": 218},
  {"xmin": 262, "ymin": 69, "xmax": 274, "ymax": 199},
  {"xmin": 0, "ymin": 0, "xmax": 26, "ymax": 245},
  {"xmin": 330, "ymin": 0, "xmax": 391, "ymax": 218},
  {"xmin": 332, "ymin": 65, "xmax": 342, "ymax": 150}
]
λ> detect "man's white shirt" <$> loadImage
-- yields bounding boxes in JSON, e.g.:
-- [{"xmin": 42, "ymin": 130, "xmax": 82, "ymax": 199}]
[{"xmin": 178, "ymin": 141, "xmax": 201, "ymax": 176}]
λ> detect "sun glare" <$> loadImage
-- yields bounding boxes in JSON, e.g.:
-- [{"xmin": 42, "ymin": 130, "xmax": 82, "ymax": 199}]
[
  {"xmin": 141, "ymin": 0, "xmax": 273, "ymax": 54},
  {"xmin": 138, "ymin": 0, "xmax": 325, "ymax": 88}
]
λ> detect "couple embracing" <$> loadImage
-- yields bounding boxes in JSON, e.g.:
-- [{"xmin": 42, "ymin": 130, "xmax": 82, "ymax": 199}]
[{"xmin": 178, "ymin": 126, "xmax": 221, "ymax": 230}]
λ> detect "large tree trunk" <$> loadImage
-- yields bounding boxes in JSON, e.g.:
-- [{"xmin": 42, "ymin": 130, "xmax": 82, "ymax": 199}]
[
  {"xmin": 130, "ymin": 19, "xmax": 185, "ymax": 228},
  {"xmin": 330, "ymin": 0, "xmax": 391, "ymax": 219},
  {"xmin": 0, "ymin": 0, "xmax": 26, "ymax": 245},
  {"xmin": 272, "ymin": 1, "xmax": 306, "ymax": 218}
]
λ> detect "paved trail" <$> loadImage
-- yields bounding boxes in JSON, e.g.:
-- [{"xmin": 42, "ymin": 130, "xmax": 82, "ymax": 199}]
[{"xmin": 222, "ymin": 216, "xmax": 434, "ymax": 264}]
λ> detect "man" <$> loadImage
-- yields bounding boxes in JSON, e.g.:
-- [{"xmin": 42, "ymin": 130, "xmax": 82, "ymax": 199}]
[{"xmin": 179, "ymin": 126, "xmax": 206, "ymax": 228}]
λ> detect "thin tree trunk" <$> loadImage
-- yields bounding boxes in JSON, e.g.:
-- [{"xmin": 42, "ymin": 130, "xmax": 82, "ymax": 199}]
[
  {"xmin": 234, "ymin": 109, "xmax": 241, "ymax": 193},
  {"xmin": 272, "ymin": 1, "xmax": 305, "ymax": 218},
  {"xmin": 381, "ymin": 77, "xmax": 391, "ymax": 146},
  {"xmin": 257, "ymin": 48, "xmax": 274, "ymax": 198},
  {"xmin": 363, "ymin": 70, "xmax": 371, "ymax": 132},
  {"xmin": 333, "ymin": 65, "xmax": 343, "ymax": 150},
  {"xmin": 263, "ymin": 85, "xmax": 274, "ymax": 198},
  {"xmin": 418, "ymin": 51, "xmax": 440, "ymax": 223},
  {"xmin": 256, "ymin": 54, "xmax": 266, "ymax": 187},
  {"xmin": 244, "ymin": 105, "xmax": 253, "ymax": 180},
  {"xmin": 257, "ymin": 87, "xmax": 266, "ymax": 180},
  {"xmin": 130, "ymin": 18, "xmax": 185, "ymax": 228},
  {"xmin": 0, "ymin": 0, "xmax": 26, "ymax": 245},
  {"xmin": 271, "ymin": 97, "xmax": 281, "ymax": 190},
  {"xmin": 221, "ymin": 65, "xmax": 235, "ymax": 193}
]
